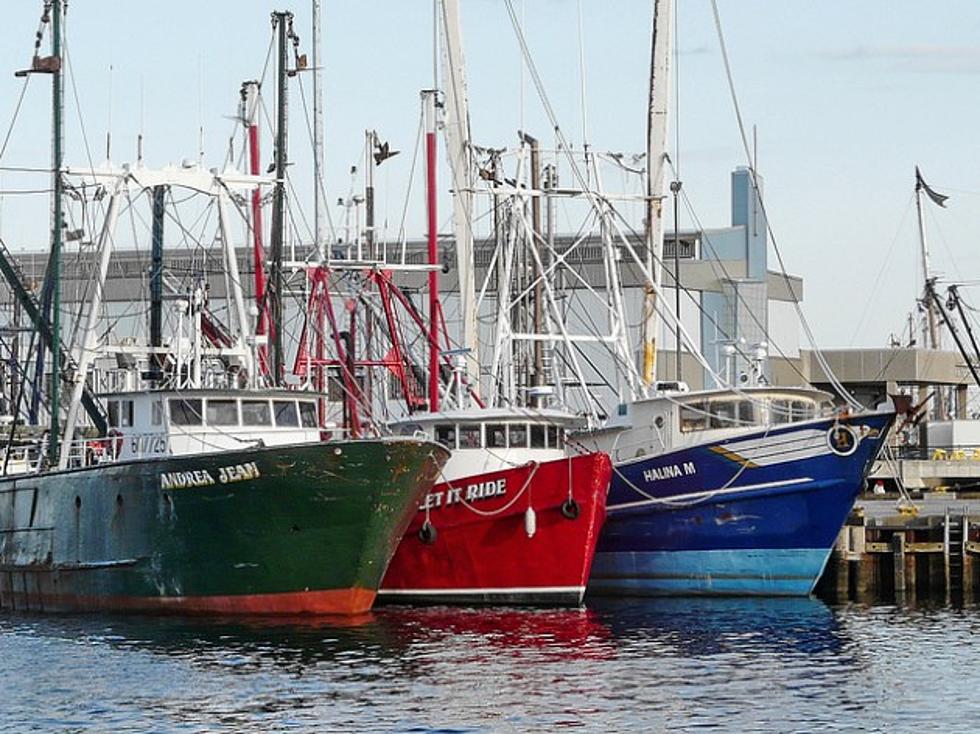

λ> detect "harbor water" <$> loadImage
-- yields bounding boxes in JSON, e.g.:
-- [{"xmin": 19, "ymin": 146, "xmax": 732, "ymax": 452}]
[{"xmin": 3, "ymin": 598, "xmax": 979, "ymax": 732}]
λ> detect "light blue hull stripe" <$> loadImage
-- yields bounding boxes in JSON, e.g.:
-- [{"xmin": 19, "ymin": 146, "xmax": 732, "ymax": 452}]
[{"xmin": 588, "ymin": 548, "xmax": 832, "ymax": 597}]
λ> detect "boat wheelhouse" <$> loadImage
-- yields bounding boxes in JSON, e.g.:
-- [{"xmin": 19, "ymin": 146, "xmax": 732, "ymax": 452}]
[
  {"xmin": 90, "ymin": 389, "xmax": 327, "ymax": 464},
  {"xmin": 392, "ymin": 407, "xmax": 578, "ymax": 481}
]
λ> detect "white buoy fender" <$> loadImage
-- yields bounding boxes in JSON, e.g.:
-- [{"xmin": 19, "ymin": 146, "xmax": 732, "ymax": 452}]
[{"xmin": 524, "ymin": 506, "xmax": 537, "ymax": 538}]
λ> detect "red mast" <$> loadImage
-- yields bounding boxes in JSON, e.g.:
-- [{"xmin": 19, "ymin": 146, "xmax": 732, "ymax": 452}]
[
  {"xmin": 423, "ymin": 89, "xmax": 440, "ymax": 412},
  {"xmin": 243, "ymin": 81, "xmax": 270, "ymax": 378}
]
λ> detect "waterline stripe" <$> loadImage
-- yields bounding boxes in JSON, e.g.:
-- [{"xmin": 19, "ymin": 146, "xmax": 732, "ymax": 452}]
[{"xmin": 378, "ymin": 585, "xmax": 585, "ymax": 596}]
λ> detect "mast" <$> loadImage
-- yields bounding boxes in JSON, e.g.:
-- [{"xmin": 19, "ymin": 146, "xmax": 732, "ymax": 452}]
[
  {"xmin": 519, "ymin": 132, "xmax": 544, "ymax": 405},
  {"xmin": 49, "ymin": 0, "xmax": 64, "ymax": 464},
  {"xmin": 439, "ymin": 0, "xmax": 480, "ymax": 399},
  {"xmin": 243, "ymin": 81, "xmax": 269, "ymax": 379},
  {"xmin": 269, "ymin": 11, "xmax": 292, "ymax": 386},
  {"xmin": 641, "ymin": 0, "xmax": 674, "ymax": 389},
  {"xmin": 365, "ymin": 130, "xmax": 375, "ymax": 255},
  {"xmin": 149, "ymin": 185, "xmax": 166, "ymax": 378},
  {"xmin": 915, "ymin": 173, "xmax": 941, "ymax": 351},
  {"xmin": 914, "ymin": 166, "xmax": 945, "ymax": 419},
  {"xmin": 312, "ymin": 0, "xmax": 326, "ymax": 261},
  {"xmin": 423, "ymin": 89, "xmax": 440, "ymax": 412}
]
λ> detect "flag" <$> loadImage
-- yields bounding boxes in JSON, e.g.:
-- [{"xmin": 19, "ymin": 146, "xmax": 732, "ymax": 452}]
[{"xmin": 915, "ymin": 166, "xmax": 949, "ymax": 208}]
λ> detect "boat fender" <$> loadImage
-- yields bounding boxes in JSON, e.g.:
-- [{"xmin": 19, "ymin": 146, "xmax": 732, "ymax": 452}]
[
  {"xmin": 561, "ymin": 498, "xmax": 580, "ymax": 520},
  {"xmin": 524, "ymin": 507, "xmax": 537, "ymax": 538},
  {"xmin": 419, "ymin": 520, "xmax": 437, "ymax": 545}
]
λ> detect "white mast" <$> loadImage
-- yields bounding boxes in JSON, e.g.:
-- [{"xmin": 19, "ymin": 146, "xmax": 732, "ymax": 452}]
[
  {"xmin": 312, "ymin": 0, "xmax": 326, "ymax": 261},
  {"xmin": 914, "ymin": 177, "xmax": 940, "ymax": 351},
  {"xmin": 439, "ymin": 0, "xmax": 480, "ymax": 399},
  {"xmin": 641, "ymin": 0, "xmax": 674, "ymax": 388},
  {"xmin": 914, "ymin": 167, "xmax": 945, "ymax": 420}
]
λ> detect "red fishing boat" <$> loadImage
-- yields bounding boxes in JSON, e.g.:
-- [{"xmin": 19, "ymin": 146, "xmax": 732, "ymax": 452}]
[{"xmin": 379, "ymin": 408, "xmax": 610, "ymax": 605}]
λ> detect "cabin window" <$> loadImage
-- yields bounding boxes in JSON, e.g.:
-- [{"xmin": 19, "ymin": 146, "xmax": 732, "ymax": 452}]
[
  {"xmin": 108, "ymin": 401, "xmax": 119, "ymax": 428},
  {"xmin": 792, "ymin": 400, "xmax": 813, "ymax": 421},
  {"xmin": 459, "ymin": 424, "xmax": 482, "ymax": 449},
  {"xmin": 273, "ymin": 400, "xmax": 300, "ymax": 428},
  {"xmin": 151, "ymin": 400, "xmax": 163, "ymax": 426},
  {"xmin": 207, "ymin": 399, "xmax": 239, "ymax": 426},
  {"xmin": 547, "ymin": 425, "xmax": 563, "ymax": 449},
  {"xmin": 508, "ymin": 423, "xmax": 528, "ymax": 449},
  {"xmin": 738, "ymin": 401, "xmax": 755, "ymax": 426},
  {"xmin": 241, "ymin": 400, "xmax": 272, "ymax": 426},
  {"xmin": 530, "ymin": 424, "xmax": 546, "ymax": 448},
  {"xmin": 169, "ymin": 399, "xmax": 203, "ymax": 426},
  {"xmin": 486, "ymin": 424, "xmax": 507, "ymax": 449},
  {"xmin": 120, "ymin": 400, "xmax": 134, "ymax": 427},
  {"xmin": 679, "ymin": 402, "xmax": 708, "ymax": 432},
  {"xmin": 708, "ymin": 401, "xmax": 738, "ymax": 429},
  {"xmin": 299, "ymin": 402, "xmax": 318, "ymax": 428},
  {"xmin": 435, "ymin": 424, "xmax": 457, "ymax": 449},
  {"xmin": 771, "ymin": 399, "xmax": 792, "ymax": 425}
]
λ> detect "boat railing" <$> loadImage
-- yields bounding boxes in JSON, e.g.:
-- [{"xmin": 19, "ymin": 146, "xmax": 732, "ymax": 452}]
[
  {"xmin": 63, "ymin": 432, "xmax": 172, "ymax": 469},
  {"xmin": 0, "ymin": 444, "xmax": 44, "ymax": 476}
]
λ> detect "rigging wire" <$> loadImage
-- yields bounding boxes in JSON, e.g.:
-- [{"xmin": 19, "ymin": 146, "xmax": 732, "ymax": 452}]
[{"xmin": 708, "ymin": 0, "xmax": 861, "ymax": 410}]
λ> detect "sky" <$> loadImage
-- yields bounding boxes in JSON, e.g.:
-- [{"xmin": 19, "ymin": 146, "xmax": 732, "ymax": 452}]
[{"xmin": 1, "ymin": 0, "xmax": 980, "ymax": 352}]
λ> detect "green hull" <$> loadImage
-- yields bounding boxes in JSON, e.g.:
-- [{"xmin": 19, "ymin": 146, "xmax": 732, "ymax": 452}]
[{"xmin": 0, "ymin": 438, "xmax": 447, "ymax": 615}]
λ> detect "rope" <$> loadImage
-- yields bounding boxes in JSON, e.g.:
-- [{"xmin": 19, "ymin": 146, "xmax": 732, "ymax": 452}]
[
  {"xmin": 436, "ymin": 460, "xmax": 540, "ymax": 517},
  {"xmin": 708, "ymin": 0, "xmax": 862, "ymax": 411},
  {"xmin": 607, "ymin": 421, "xmax": 772, "ymax": 508}
]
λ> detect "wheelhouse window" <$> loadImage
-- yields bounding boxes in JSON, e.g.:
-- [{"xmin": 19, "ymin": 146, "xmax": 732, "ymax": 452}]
[
  {"xmin": 708, "ymin": 401, "xmax": 738, "ymax": 429},
  {"xmin": 547, "ymin": 425, "xmax": 563, "ymax": 449},
  {"xmin": 739, "ymin": 401, "xmax": 755, "ymax": 426},
  {"xmin": 120, "ymin": 400, "xmax": 134, "ymax": 427},
  {"xmin": 486, "ymin": 424, "xmax": 507, "ymax": 448},
  {"xmin": 206, "ymin": 399, "xmax": 239, "ymax": 426},
  {"xmin": 791, "ymin": 400, "xmax": 814, "ymax": 421},
  {"xmin": 273, "ymin": 400, "xmax": 300, "ymax": 427},
  {"xmin": 435, "ymin": 424, "xmax": 457, "ymax": 449},
  {"xmin": 169, "ymin": 399, "xmax": 203, "ymax": 426},
  {"xmin": 771, "ymin": 399, "xmax": 792, "ymax": 425},
  {"xmin": 682, "ymin": 398, "xmax": 764, "ymax": 432},
  {"xmin": 151, "ymin": 400, "xmax": 163, "ymax": 426},
  {"xmin": 241, "ymin": 400, "xmax": 272, "ymax": 426},
  {"xmin": 679, "ymin": 402, "xmax": 708, "ymax": 432},
  {"xmin": 108, "ymin": 401, "xmax": 119, "ymax": 428},
  {"xmin": 459, "ymin": 424, "xmax": 482, "ymax": 449},
  {"xmin": 530, "ymin": 424, "xmax": 546, "ymax": 448},
  {"xmin": 508, "ymin": 423, "xmax": 528, "ymax": 448},
  {"xmin": 299, "ymin": 401, "xmax": 318, "ymax": 428}
]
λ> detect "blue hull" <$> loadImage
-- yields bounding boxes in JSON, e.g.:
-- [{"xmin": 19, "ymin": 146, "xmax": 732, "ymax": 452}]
[{"xmin": 589, "ymin": 413, "xmax": 893, "ymax": 596}]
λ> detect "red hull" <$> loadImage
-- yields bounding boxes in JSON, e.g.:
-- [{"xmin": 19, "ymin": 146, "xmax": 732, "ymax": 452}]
[
  {"xmin": 4, "ymin": 586, "xmax": 376, "ymax": 616},
  {"xmin": 379, "ymin": 453, "xmax": 611, "ymax": 605}
]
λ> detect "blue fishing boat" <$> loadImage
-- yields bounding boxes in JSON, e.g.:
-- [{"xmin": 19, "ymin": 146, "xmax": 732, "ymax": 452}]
[{"xmin": 578, "ymin": 387, "xmax": 893, "ymax": 596}]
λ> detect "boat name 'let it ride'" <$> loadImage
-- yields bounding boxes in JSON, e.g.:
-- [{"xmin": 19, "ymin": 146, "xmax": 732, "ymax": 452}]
[
  {"xmin": 160, "ymin": 462, "xmax": 262, "ymax": 490},
  {"xmin": 643, "ymin": 462, "xmax": 697, "ymax": 483},
  {"xmin": 420, "ymin": 478, "xmax": 507, "ymax": 511}
]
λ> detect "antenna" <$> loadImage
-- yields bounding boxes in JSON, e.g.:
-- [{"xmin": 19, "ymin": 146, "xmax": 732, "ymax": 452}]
[
  {"xmin": 197, "ymin": 54, "xmax": 204, "ymax": 164},
  {"xmin": 105, "ymin": 63, "xmax": 113, "ymax": 162},
  {"xmin": 137, "ymin": 77, "xmax": 144, "ymax": 165}
]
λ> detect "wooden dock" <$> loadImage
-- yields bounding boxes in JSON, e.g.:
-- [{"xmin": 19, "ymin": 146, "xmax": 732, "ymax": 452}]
[{"xmin": 817, "ymin": 497, "xmax": 980, "ymax": 602}]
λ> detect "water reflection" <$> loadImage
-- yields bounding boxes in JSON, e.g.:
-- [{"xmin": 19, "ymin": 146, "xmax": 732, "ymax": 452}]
[
  {"xmin": 590, "ymin": 596, "xmax": 852, "ymax": 657},
  {"xmin": 4, "ymin": 600, "xmax": 980, "ymax": 731}
]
